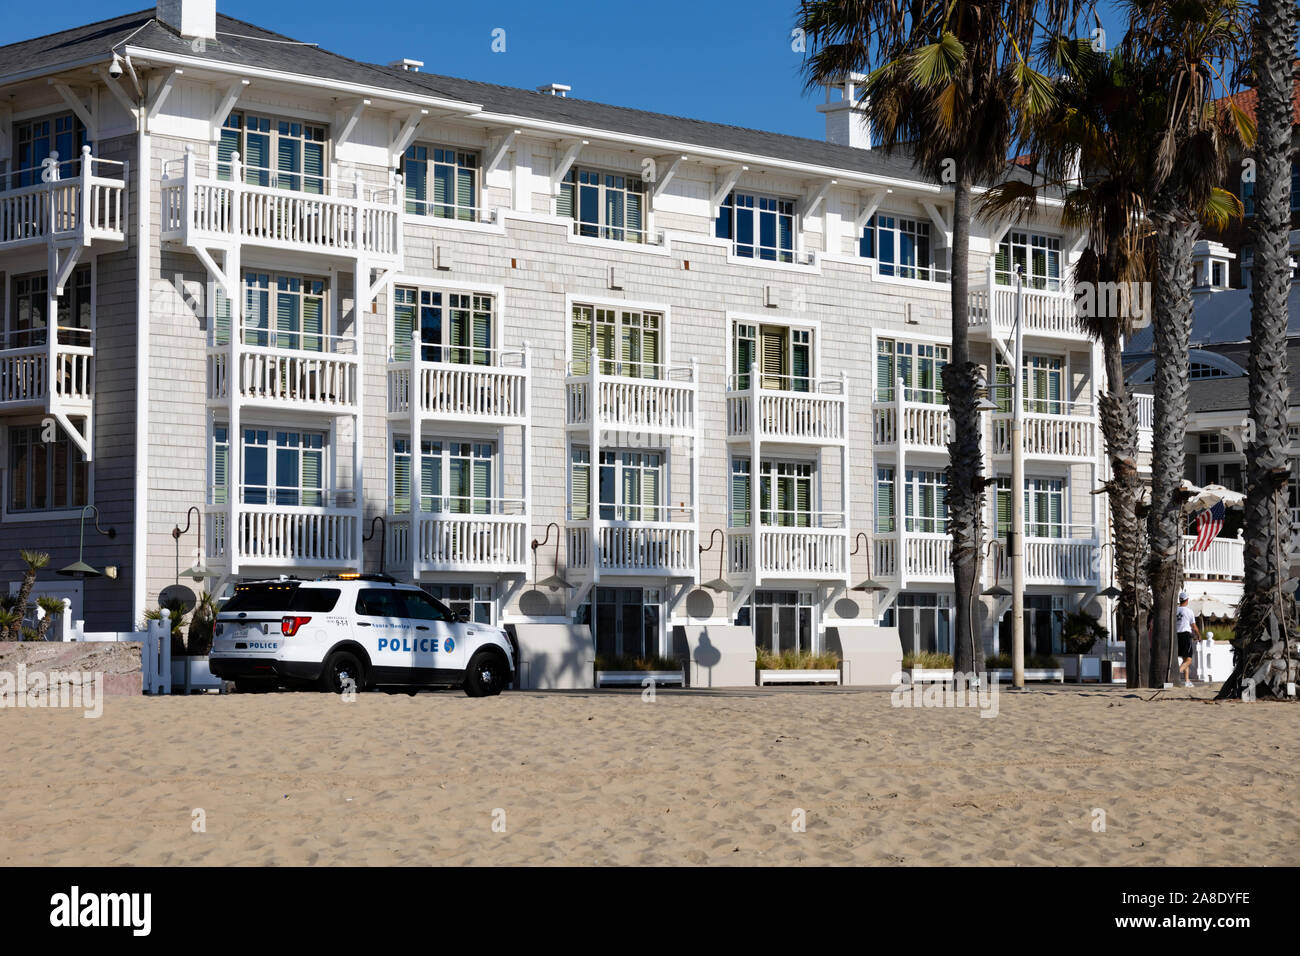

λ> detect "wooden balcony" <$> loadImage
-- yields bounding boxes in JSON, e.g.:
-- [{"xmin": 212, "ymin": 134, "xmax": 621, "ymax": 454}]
[
  {"xmin": 727, "ymin": 517, "xmax": 849, "ymax": 584},
  {"xmin": 161, "ymin": 149, "xmax": 399, "ymax": 264},
  {"xmin": 388, "ymin": 344, "xmax": 529, "ymax": 426},
  {"xmin": 565, "ymin": 359, "xmax": 696, "ymax": 438},
  {"xmin": 387, "ymin": 502, "xmax": 529, "ymax": 575},
  {"xmin": 567, "ymin": 510, "xmax": 698, "ymax": 578},
  {"xmin": 0, "ymin": 337, "xmax": 92, "ymax": 412},
  {"xmin": 726, "ymin": 375, "xmax": 847, "ymax": 446},
  {"xmin": 0, "ymin": 149, "xmax": 127, "ymax": 253},
  {"xmin": 208, "ymin": 329, "xmax": 359, "ymax": 413}
]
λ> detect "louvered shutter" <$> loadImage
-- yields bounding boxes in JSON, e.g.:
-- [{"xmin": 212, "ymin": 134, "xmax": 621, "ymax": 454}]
[
  {"xmin": 571, "ymin": 307, "xmax": 592, "ymax": 375},
  {"xmin": 626, "ymin": 187, "xmax": 643, "ymax": 240},
  {"xmin": 642, "ymin": 319, "xmax": 660, "ymax": 378},
  {"xmin": 213, "ymin": 287, "xmax": 232, "ymax": 347},
  {"xmin": 213, "ymin": 435, "xmax": 229, "ymax": 506},
  {"xmin": 473, "ymin": 298, "xmax": 492, "ymax": 366},
  {"xmin": 276, "ymin": 288, "xmax": 297, "ymax": 350},
  {"xmin": 393, "ymin": 442, "xmax": 411, "ymax": 515},
  {"xmin": 595, "ymin": 313, "xmax": 616, "ymax": 375},
  {"xmin": 621, "ymin": 322, "xmax": 638, "ymax": 378},
  {"xmin": 473, "ymin": 457, "xmax": 492, "ymax": 515},
  {"xmin": 642, "ymin": 459, "xmax": 660, "ymax": 521},
  {"xmin": 422, "ymin": 447, "xmax": 440, "ymax": 513},
  {"xmin": 792, "ymin": 340, "xmax": 810, "ymax": 392},
  {"xmin": 995, "ymin": 240, "xmax": 1010, "ymax": 281},
  {"xmin": 449, "ymin": 300, "xmax": 470, "ymax": 365},
  {"xmin": 570, "ymin": 450, "xmax": 590, "ymax": 521},
  {"xmin": 795, "ymin": 476, "xmax": 810, "ymax": 527},
  {"xmin": 997, "ymin": 481, "xmax": 1011, "ymax": 537},
  {"xmin": 302, "ymin": 292, "xmax": 323, "ymax": 353},
  {"xmin": 218, "ymin": 118, "xmax": 240, "ymax": 182},
  {"xmin": 301, "ymin": 448, "xmax": 322, "ymax": 507},
  {"xmin": 403, "ymin": 149, "xmax": 425, "ymax": 215},
  {"xmin": 557, "ymin": 171, "xmax": 575, "ymax": 219},
  {"xmin": 304, "ymin": 141, "xmax": 324, "ymax": 195},
  {"xmin": 876, "ymin": 342, "xmax": 894, "ymax": 402},
  {"xmin": 760, "ymin": 326, "xmax": 786, "ymax": 390},
  {"xmin": 245, "ymin": 275, "xmax": 268, "ymax": 347},
  {"xmin": 935, "ymin": 477, "xmax": 947, "ymax": 532},
  {"xmin": 434, "ymin": 163, "xmax": 452, "ymax": 217},
  {"xmin": 393, "ymin": 290, "xmax": 415, "ymax": 363},
  {"xmin": 276, "ymin": 136, "xmax": 300, "ymax": 190},
  {"xmin": 456, "ymin": 164, "xmax": 475, "ymax": 220},
  {"xmin": 875, "ymin": 468, "xmax": 894, "ymax": 533},
  {"xmin": 995, "ymin": 362, "xmax": 1012, "ymax": 413},
  {"xmin": 735, "ymin": 328, "xmax": 755, "ymax": 390},
  {"xmin": 1049, "ymin": 484, "xmax": 1063, "ymax": 538},
  {"xmin": 622, "ymin": 458, "xmax": 638, "ymax": 521},
  {"xmin": 731, "ymin": 463, "xmax": 751, "ymax": 528}
]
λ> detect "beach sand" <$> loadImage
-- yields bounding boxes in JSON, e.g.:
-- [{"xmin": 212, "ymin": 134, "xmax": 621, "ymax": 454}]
[{"xmin": 1, "ymin": 684, "xmax": 1296, "ymax": 865}]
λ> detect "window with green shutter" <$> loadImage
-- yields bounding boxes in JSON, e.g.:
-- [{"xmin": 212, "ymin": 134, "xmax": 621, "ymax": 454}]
[
  {"xmin": 734, "ymin": 324, "xmax": 757, "ymax": 390},
  {"xmin": 560, "ymin": 167, "xmax": 647, "ymax": 242},
  {"xmin": 570, "ymin": 447, "xmax": 591, "ymax": 521},
  {"xmin": 220, "ymin": 112, "xmax": 325, "ymax": 192},
  {"xmin": 401, "ymin": 145, "xmax": 479, "ymax": 219},
  {"xmin": 572, "ymin": 305, "xmax": 664, "ymax": 378},
  {"xmin": 212, "ymin": 426, "xmax": 230, "ymax": 506},
  {"xmin": 876, "ymin": 339, "xmax": 896, "ymax": 402},
  {"xmin": 875, "ymin": 466, "xmax": 895, "ymax": 533},
  {"xmin": 392, "ymin": 438, "xmax": 412, "ymax": 514},
  {"xmin": 213, "ymin": 286, "xmax": 232, "ymax": 347},
  {"xmin": 393, "ymin": 287, "xmax": 417, "ymax": 362},
  {"xmin": 731, "ymin": 459, "xmax": 752, "ymax": 528}
]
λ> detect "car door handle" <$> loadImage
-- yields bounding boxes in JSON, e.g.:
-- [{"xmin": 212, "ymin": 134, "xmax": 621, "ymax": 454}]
[
  {"xmin": 356, "ymin": 622, "xmax": 371, "ymax": 627},
  {"xmin": 416, "ymin": 625, "xmax": 430, "ymax": 631}
]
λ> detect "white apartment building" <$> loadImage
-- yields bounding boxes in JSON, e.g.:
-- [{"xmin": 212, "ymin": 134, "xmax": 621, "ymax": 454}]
[{"xmin": 0, "ymin": 1, "xmax": 1112, "ymax": 670}]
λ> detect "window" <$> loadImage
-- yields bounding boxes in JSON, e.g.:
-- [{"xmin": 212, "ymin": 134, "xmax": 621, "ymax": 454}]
[
  {"xmin": 11, "ymin": 113, "xmax": 86, "ymax": 187},
  {"xmin": 716, "ymin": 192, "xmax": 795, "ymax": 262},
  {"xmin": 423, "ymin": 583, "xmax": 494, "ymax": 624},
  {"xmin": 994, "ymin": 355, "xmax": 1064, "ymax": 414},
  {"xmin": 558, "ymin": 168, "xmax": 646, "ymax": 242},
  {"xmin": 240, "ymin": 429, "xmax": 326, "ymax": 507},
  {"xmin": 355, "ymin": 588, "xmax": 408, "ymax": 618},
  {"xmin": 1198, "ymin": 433, "xmax": 1236, "ymax": 455},
  {"xmin": 731, "ymin": 459, "xmax": 813, "ymax": 527},
  {"xmin": 875, "ymin": 338, "xmax": 947, "ymax": 404},
  {"xmin": 393, "ymin": 438, "xmax": 494, "ymax": 514},
  {"xmin": 993, "ymin": 476, "xmax": 1065, "ymax": 538},
  {"xmin": 212, "ymin": 426, "xmax": 230, "ymax": 506},
  {"xmin": 996, "ymin": 231, "xmax": 1061, "ymax": 291},
  {"xmin": 399, "ymin": 589, "xmax": 458, "ymax": 622},
  {"xmin": 393, "ymin": 287, "xmax": 493, "ymax": 364},
  {"xmin": 733, "ymin": 322, "xmax": 811, "ymax": 392},
  {"xmin": 219, "ymin": 112, "xmax": 326, "ymax": 193},
  {"xmin": 903, "ymin": 469, "xmax": 947, "ymax": 534},
  {"xmin": 861, "ymin": 214, "xmax": 939, "ymax": 281},
  {"xmin": 5, "ymin": 267, "xmax": 91, "ymax": 349},
  {"xmin": 751, "ymin": 589, "xmax": 817, "ymax": 655},
  {"xmin": 1190, "ymin": 361, "xmax": 1232, "ymax": 380},
  {"xmin": 6, "ymin": 424, "xmax": 88, "ymax": 513},
  {"xmin": 570, "ymin": 448, "xmax": 664, "ymax": 522},
  {"xmin": 730, "ymin": 459, "xmax": 752, "ymax": 528},
  {"xmin": 237, "ymin": 272, "xmax": 328, "ymax": 351},
  {"xmin": 571, "ymin": 305, "xmax": 662, "ymax": 378},
  {"xmin": 401, "ymin": 145, "xmax": 478, "ymax": 220},
  {"xmin": 875, "ymin": 466, "xmax": 895, "ymax": 533}
]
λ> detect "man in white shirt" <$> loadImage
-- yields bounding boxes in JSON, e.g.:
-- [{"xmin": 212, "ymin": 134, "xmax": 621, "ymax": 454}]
[{"xmin": 1175, "ymin": 591, "xmax": 1201, "ymax": 687}]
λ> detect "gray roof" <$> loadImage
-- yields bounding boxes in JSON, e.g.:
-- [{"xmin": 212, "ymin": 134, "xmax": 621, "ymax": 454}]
[
  {"xmin": 1126, "ymin": 283, "xmax": 1300, "ymax": 353},
  {"xmin": 1135, "ymin": 343, "xmax": 1300, "ymax": 413},
  {"xmin": 0, "ymin": 9, "xmax": 1020, "ymax": 186}
]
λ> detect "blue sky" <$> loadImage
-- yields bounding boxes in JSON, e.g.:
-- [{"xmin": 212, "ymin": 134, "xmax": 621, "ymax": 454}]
[{"xmin": 18, "ymin": 1, "xmax": 1132, "ymax": 141}]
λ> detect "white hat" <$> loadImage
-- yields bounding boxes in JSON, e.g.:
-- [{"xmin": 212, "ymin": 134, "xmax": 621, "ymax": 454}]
[{"xmin": 1178, "ymin": 591, "xmax": 1189, "ymax": 602}]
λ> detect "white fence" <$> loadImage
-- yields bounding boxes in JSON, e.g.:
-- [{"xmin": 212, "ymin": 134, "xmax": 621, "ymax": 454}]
[{"xmin": 67, "ymin": 612, "xmax": 172, "ymax": 695}]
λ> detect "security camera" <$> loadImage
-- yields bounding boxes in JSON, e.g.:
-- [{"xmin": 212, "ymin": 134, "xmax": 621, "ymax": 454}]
[{"xmin": 108, "ymin": 53, "xmax": 124, "ymax": 79}]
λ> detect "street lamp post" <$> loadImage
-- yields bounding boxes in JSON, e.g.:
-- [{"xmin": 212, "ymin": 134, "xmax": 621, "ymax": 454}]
[{"xmin": 1011, "ymin": 265, "xmax": 1026, "ymax": 690}]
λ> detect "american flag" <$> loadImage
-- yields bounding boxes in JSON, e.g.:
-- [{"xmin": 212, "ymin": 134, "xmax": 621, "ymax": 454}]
[{"xmin": 1191, "ymin": 501, "xmax": 1225, "ymax": 552}]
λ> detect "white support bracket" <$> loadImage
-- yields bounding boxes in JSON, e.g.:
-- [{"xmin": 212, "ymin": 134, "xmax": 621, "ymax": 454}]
[
  {"xmin": 483, "ymin": 129, "xmax": 519, "ymax": 176},
  {"xmin": 873, "ymin": 585, "xmax": 900, "ymax": 621},
  {"xmin": 389, "ymin": 109, "xmax": 427, "ymax": 167},
  {"xmin": 920, "ymin": 199, "xmax": 953, "ymax": 248},
  {"xmin": 49, "ymin": 243, "xmax": 86, "ymax": 297},
  {"xmin": 366, "ymin": 265, "xmax": 395, "ymax": 310},
  {"xmin": 989, "ymin": 218, "xmax": 1013, "ymax": 251},
  {"xmin": 854, "ymin": 188, "xmax": 887, "ymax": 233},
  {"xmin": 651, "ymin": 154, "xmax": 687, "ymax": 200},
  {"xmin": 51, "ymin": 410, "xmax": 92, "ymax": 461},
  {"xmin": 334, "ymin": 97, "xmax": 369, "ymax": 149},
  {"xmin": 191, "ymin": 245, "xmax": 238, "ymax": 301},
  {"xmin": 727, "ymin": 580, "xmax": 755, "ymax": 622},
  {"xmin": 210, "ymin": 79, "xmax": 249, "ymax": 141},
  {"xmin": 550, "ymin": 138, "xmax": 587, "ymax": 195},
  {"xmin": 711, "ymin": 164, "xmax": 747, "ymax": 219},
  {"xmin": 147, "ymin": 70, "xmax": 181, "ymax": 123},
  {"xmin": 567, "ymin": 578, "xmax": 595, "ymax": 620},
  {"xmin": 95, "ymin": 70, "xmax": 141, "ymax": 120},
  {"xmin": 800, "ymin": 178, "xmax": 836, "ymax": 219},
  {"xmin": 50, "ymin": 80, "xmax": 97, "ymax": 143}
]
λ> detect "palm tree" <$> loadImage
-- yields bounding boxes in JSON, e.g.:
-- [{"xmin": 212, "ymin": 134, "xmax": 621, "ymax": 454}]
[
  {"xmin": 987, "ymin": 41, "xmax": 1159, "ymax": 687},
  {"xmin": 0, "ymin": 606, "xmax": 21, "ymax": 642},
  {"xmin": 13, "ymin": 550, "xmax": 49, "ymax": 629},
  {"xmin": 1124, "ymin": 0, "xmax": 1251, "ymax": 686},
  {"xmin": 1223, "ymin": 0, "xmax": 1298, "ymax": 699},
  {"xmin": 34, "ymin": 595, "xmax": 67, "ymax": 642},
  {"xmin": 796, "ymin": 0, "xmax": 1086, "ymax": 674}
]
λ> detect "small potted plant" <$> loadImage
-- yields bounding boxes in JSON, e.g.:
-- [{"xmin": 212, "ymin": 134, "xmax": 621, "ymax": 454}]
[{"xmin": 1062, "ymin": 611, "xmax": 1107, "ymax": 682}]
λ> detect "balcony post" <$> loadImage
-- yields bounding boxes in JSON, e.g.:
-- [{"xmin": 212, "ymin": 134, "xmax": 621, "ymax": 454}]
[
  {"xmin": 410, "ymin": 328, "xmax": 422, "ymax": 584},
  {"xmin": 227, "ymin": 234, "xmax": 243, "ymax": 576},
  {"xmin": 691, "ymin": 357, "xmax": 700, "ymax": 585},
  {"xmin": 229, "ymin": 152, "xmax": 242, "ymax": 242},
  {"xmin": 523, "ymin": 342, "xmax": 533, "ymax": 571},
  {"xmin": 750, "ymin": 361, "xmax": 762, "ymax": 587},
  {"xmin": 589, "ymin": 346, "xmax": 602, "ymax": 585},
  {"xmin": 896, "ymin": 374, "xmax": 907, "ymax": 590},
  {"xmin": 841, "ymin": 369, "xmax": 851, "ymax": 587},
  {"xmin": 79, "ymin": 145, "xmax": 92, "ymax": 243}
]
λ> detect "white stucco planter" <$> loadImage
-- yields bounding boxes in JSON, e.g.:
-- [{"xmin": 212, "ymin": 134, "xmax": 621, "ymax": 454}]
[
  {"xmin": 170, "ymin": 656, "xmax": 226, "ymax": 693},
  {"xmin": 757, "ymin": 668, "xmax": 841, "ymax": 686},
  {"xmin": 595, "ymin": 670, "xmax": 684, "ymax": 687},
  {"xmin": 987, "ymin": 668, "xmax": 1065, "ymax": 684},
  {"xmin": 903, "ymin": 668, "xmax": 954, "ymax": 683}
]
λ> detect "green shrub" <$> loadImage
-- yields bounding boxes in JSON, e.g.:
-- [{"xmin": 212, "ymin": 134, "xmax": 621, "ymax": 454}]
[
  {"xmin": 594, "ymin": 655, "xmax": 681, "ymax": 672},
  {"xmin": 1062, "ymin": 611, "xmax": 1107, "ymax": 654},
  {"xmin": 755, "ymin": 648, "xmax": 841, "ymax": 670},
  {"xmin": 1204, "ymin": 624, "xmax": 1234, "ymax": 643},
  {"xmin": 902, "ymin": 651, "xmax": 954, "ymax": 669}
]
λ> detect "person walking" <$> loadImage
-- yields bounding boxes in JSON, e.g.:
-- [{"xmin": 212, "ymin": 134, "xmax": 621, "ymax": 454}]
[{"xmin": 1175, "ymin": 591, "xmax": 1201, "ymax": 687}]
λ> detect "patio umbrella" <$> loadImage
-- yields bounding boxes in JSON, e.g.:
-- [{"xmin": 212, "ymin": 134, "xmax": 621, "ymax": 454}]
[
  {"xmin": 1188, "ymin": 593, "xmax": 1234, "ymax": 619},
  {"xmin": 1180, "ymin": 480, "xmax": 1246, "ymax": 514}
]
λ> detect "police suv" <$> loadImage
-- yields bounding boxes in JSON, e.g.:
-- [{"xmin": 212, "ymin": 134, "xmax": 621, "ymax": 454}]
[{"xmin": 209, "ymin": 575, "xmax": 514, "ymax": 696}]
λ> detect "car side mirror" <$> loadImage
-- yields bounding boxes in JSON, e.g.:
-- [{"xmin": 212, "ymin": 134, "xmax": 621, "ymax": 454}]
[{"xmin": 456, "ymin": 609, "xmax": 471, "ymax": 624}]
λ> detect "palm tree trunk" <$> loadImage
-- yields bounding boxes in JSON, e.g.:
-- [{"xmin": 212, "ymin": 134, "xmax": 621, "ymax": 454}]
[
  {"xmin": 947, "ymin": 168, "xmax": 986, "ymax": 674},
  {"xmin": 1097, "ymin": 325, "xmax": 1148, "ymax": 686},
  {"xmin": 1223, "ymin": 0, "xmax": 1298, "ymax": 699},
  {"xmin": 1148, "ymin": 210, "xmax": 1199, "ymax": 687}
]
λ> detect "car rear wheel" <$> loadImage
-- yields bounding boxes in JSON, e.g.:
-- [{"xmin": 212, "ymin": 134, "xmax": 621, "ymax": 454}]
[
  {"xmin": 463, "ymin": 650, "xmax": 507, "ymax": 697},
  {"xmin": 320, "ymin": 651, "xmax": 365, "ymax": 694}
]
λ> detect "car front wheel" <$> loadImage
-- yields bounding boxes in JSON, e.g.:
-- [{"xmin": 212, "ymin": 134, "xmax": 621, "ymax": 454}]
[
  {"xmin": 320, "ymin": 651, "xmax": 365, "ymax": 694},
  {"xmin": 463, "ymin": 650, "xmax": 507, "ymax": 697}
]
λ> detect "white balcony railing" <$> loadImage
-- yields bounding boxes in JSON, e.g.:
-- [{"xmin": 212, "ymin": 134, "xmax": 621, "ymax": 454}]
[
  {"xmin": 1135, "ymin": 393, "xmax": 1154, "ymax": 453},
  {"xmin": 209, "ymin": 329, "xmax": 359, "ymax": 411},
  {"xmin": 1181, "ymin": 534, "xmax": 1245, "ymax": 580},
  {"xmin": 968, "ymin": 281, "xmax": 1087, "ymax": 338},
  {"xmin": 0, "ymin": 149, "xmax": 127, "ymax": 251},
  {"xmin": 389, "ymin": 342, "xmax": 529, "ymax": 424},
  {"xmin": 161, "ymin": 149, "xmax": 399, "ymax": 262},
  {"xmin": 726, "ymin": 374, "xmax": 847, "ymax": 445},
  {"xmin": 875, "ymin": 531, "xmax": 1100, "ymax": 587},
  {"xmin": 991, "ymin": 407, "xmax": 1097, "ymax": 459},
  {"xmin": 872, "ymin": 381, "xmax": 950, "ymax": 451},
  {"xmin": 388, "ymin": 503, "xmax": 529, "ymax": 574},
  {"xmin": 0, "ymin": 335, "xmax": 93, "ymax": 409},
  {"xmin": 565, "ymin": 356, "xmax": 696, "ymax": 436},
  {"xmin": 567, "ymin": 509, "xmax": 698, "ymax": 577},
  {"xmin": 727, "ymin": 516, "xmax": 849, "ymax": 581},
  {"xmin": 208, "ymin": 502, "xmax": 359, "ymax": 568}
]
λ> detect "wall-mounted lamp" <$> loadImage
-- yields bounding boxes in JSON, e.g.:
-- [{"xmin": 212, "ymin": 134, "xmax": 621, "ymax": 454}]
[
  {"xmin": 171, "ymin": 506, "xmax": 208, "ymax": 583},
  {"xmin": 849, "ymin": 532, "xmax": 887, "ymax": 592},
  {"xmin": 698, "ymin": 528, "xmax": 737, "ymax": 593},
  {"xmin": 58, "ymin": 505, "xmax": 116, "ymax": 577},
  {"xmin": 531, "ymin": 523, "xmax": 571, "ymax": 590}
]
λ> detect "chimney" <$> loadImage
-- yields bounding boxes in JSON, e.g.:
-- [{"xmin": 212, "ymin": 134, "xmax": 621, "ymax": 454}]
[
  {"xmin": 816, "ymin": 74, "xmax": 870, "ymax": 149},
  {"xmin": 536, "ymin": 83, "xmax": 571, "ymax": 97},
  {"xmin": 390, "ymin": 58, "xmax": 424, "ymax": 72},
  {"xmin": 157, "ymin": 0, "xmax": 217, "ymax": 41}
]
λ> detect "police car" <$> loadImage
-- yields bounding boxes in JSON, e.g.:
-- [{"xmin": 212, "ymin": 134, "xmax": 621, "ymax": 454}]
[{"xmin": 209, "ymin": 574, "xmax": 514, "ymax": 696}]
